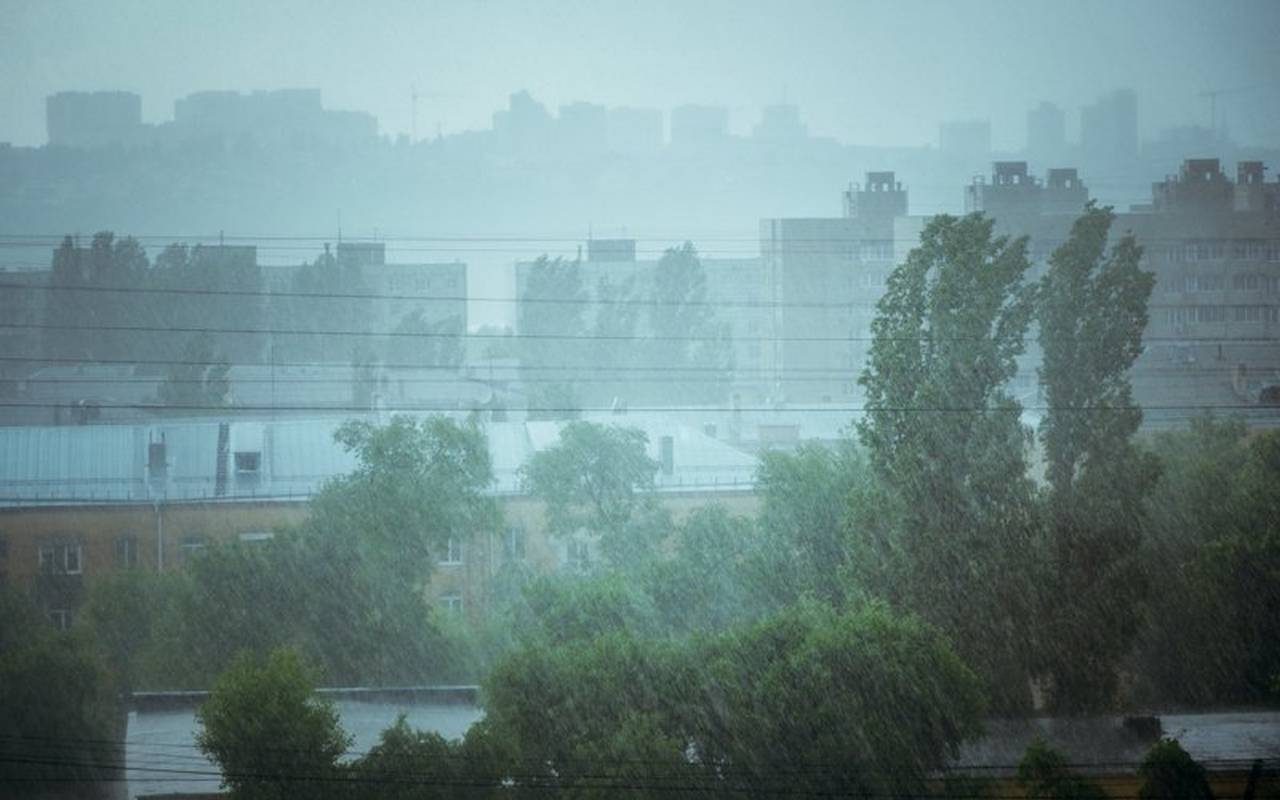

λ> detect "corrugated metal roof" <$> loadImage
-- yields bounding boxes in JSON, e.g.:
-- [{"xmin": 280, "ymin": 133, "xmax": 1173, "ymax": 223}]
[{"xmin": 0, "ymin": 414, "xmax": 757, "ymax": 507}]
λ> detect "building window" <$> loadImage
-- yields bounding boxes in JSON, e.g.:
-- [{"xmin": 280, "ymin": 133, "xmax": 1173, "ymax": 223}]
[
  {"xmin": 114, "ymin": 536, "xmax": 138, "ymax": 569},
  {"xmin": 1188, "ymin": 275, "xmax": 1223, "ymax": 292},
  {"xmin": 567, "ymin": 539, "xmax": 590, "ymax": 571},
  {"xmin": 234, "ymin": 451, "xmax": 261, "ymax": 473},
  {"xmin": 38, "ymin": 543, "xmax": 83, "ymax": 575},
  {"xmin": 48, "ymin": 609, "xmax": 72, "ymax": 631},
  {"xmin": 180, "ymin": 535, "xmax": 207, "ymax": 561},
  {"xmin": 1196, "ymin": 306, "xmax": 1226, "ymax": 323},
  {"xmin": 439, "ymin": 593, "xmax": 464, "ymax": 614},
  {"xmin": 1234, "ymin": 306, "xmax": 1263, "ymax": 323},
  {"xmin": 1234, "ymin": 274, "xmax": 1261, "ymax": 292},
  {"xmin": 439, "ymin": 536, "xmax": 463, "ymax": 566},
  {"xmin": 504, "ymin": 526, "xmax": 527, "ymax": 562}
]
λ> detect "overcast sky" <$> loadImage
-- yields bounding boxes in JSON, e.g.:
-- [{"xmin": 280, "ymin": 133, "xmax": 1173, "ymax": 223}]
[{"xmin": 2, "ymin": 0, "xmax": 1278, "ymax": 149}]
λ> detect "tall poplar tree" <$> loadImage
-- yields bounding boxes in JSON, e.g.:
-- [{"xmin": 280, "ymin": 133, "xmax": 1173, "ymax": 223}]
[
  {"xmin": 1036, "ymin": 203, "xmax": 1156, "ymax": 710},
  {"xmin": 856, "ymin": 213, "xmax": 1039, "ymax": 711}
]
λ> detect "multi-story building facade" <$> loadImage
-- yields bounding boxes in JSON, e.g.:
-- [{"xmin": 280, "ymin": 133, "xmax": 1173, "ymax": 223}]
[
  {"xmin": 761, "ymin": 171, "xmax": 906, "ymax": 403},
  {"xmin": 0, "ymin": 414, "xmax": 759, "ymax": 627},
  {"xmin": 964, "ymin": 157, "xmax": 1280, "ymax": 420},
  {"xmin": 760, "ymin": 158, "xmax": 1280, "ymax": 420}
]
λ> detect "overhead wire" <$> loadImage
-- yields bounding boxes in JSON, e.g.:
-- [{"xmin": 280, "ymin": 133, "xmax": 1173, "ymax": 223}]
[
  {"xmin": 5, "ymin": 320, "xmax": 1279, "ymax": 345},
  {"xmin": 2, "ymin": 277, "xmax": 1274, "ymax": 312}
]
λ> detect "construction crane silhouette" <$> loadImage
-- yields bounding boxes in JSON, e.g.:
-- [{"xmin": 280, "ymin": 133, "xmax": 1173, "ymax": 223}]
[
  {"xmin": 1197, "ymin": 85, "xmax": 1264, "ymax": 137},
  {"xmin": 410, "ymin": 84, "xmax": 450, "ymax": 143}
]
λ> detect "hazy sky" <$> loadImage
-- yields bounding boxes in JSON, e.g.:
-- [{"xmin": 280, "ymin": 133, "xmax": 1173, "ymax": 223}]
[{"xmin": 2, "ymin": 0, "xmax": 1278, "ymax": 149}]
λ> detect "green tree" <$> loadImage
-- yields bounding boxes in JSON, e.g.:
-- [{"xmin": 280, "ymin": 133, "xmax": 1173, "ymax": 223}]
[
  {"xmin": 279, "ymin": 246, "xmax": 371, "ymax": 362},
  {"xmin": 306, "ymin": 415, "xmax": 499, "ymax": 586},
  {"xmin": 156, "ymin": 331, "xmax": 231, "ymax": 410},
  {"xmin": 642, "ymin": 505, "xmax": 768, "ymax": 634},
  {"xmin": 196, "ymin": 648, "xmax": 351, "ymax": 800},
  {"xmin": 695, "ymin": 601, "xmax": 986, "ymax": 798},
  {"xmin": 479, "ymin": 630, "xmax": 708, "ymax": 796},
  {"xmin": 519, "ymin": 421, "xmax": 664, "ymax": 566},
  {"xmin": 1136, "ymin": 420, "xmax": 1280, "ymax": 705},
  {"xmin": 855, "ymin": 212, "xmax": 1040, "ymax": 711},
  {"xmin": 1036, "ymin": 203, "xmax": 1158, "ymax": 711},
  {"xmin": 588, "ymin": 272, "xmax": 644, "ymax": 405},
  {"xmin": 0, "ymin": 589, "xmax": 120, "ymax": 798},
  {"xmin": 137, "ymin": 417, "xmax": 498, "ymax": 689},
  {"xmin": 479, "ymin": 601, "xmax": 984, "ymax": 798},
  {"xmin": 1017, "ymin": 739, "xmax": 1107, "ymax": 800},
  {"xmin": 519, "ymin": 256, "xmax": 587, "ymax": 419},
  {"xmin": 647, "ymin": 242, "xmax": 733, "ymax": 403},
  {"xmin": 755, "ymin": 440, "xmax": 871, "ymax": 605},
  {"xmin": 389, "ymin": 309, "xmax": 464, "ymax": 369},
  {"xmin": 515, "ymin": 574, "xmax": 661, "ymax": 646},
  {"xmin": 1137, "ymin": 739, "xmax": 1213, "ymax": 800},
  {"xmin": 348, "ymin": 715, "xmax": 482, "ymax": 800},
  {"xmin": 77, "ymin": 569, "xmax": 175, "ymax": 694},
  {"xmin": 151, "ymin": 241, "xmax": 265, "ymax": 362},
  {"xmin": 47, "ymin": 231, "xmax": 150, "ymax": 362}
]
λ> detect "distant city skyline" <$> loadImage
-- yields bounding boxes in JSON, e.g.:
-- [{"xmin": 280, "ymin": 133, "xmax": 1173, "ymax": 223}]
[{"xmin": 3, "ymin": 0, "xmax": 1278, "ymax": 150}]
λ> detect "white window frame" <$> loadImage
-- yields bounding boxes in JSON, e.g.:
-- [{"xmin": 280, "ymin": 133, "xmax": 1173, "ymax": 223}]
[
  {"xmin": 567, "ymin": 538, "xmax": 590, "ymax": 570},
  {"xmin": 440, "ymin": 593, "xmax": 464, "ymax": 614},
  {"xmin": 180, "ymin": 536, "xmax": 207, "ymax": 560},
  {"xmin": 115, "ymin": 536, "xmax": 138, "ymax": 569},
  {"xmin": 38, "ymin": 542, "xmax": 83, "ymax": 575},
  {"xmin": 439, "ymin": 536, "xmax": 463, "ymax": 566},
  {"xmin": 505, "ymin": 526, "xmax": 527, "ymax": 562}
]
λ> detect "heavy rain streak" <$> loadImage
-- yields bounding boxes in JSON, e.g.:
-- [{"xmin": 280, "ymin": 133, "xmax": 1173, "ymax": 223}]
[{"xmin": 1, "ymin": 1, "xmax": 1279, "ymax": 797}]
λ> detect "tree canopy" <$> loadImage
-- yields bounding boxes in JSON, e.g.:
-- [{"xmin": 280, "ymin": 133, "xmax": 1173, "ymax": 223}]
[
  {"xmin": 1035, "ymin": 203, "xmax": 1157, "ymax": 711},
  {"xmin": 856, "ymin": 212, "xmax": 1040, "ymax": 711}
]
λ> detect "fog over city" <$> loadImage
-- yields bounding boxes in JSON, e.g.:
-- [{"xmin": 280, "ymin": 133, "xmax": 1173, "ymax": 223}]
[{"xmin": 0, "ymin": 2, "xmax": 1278, "ymax": 798}]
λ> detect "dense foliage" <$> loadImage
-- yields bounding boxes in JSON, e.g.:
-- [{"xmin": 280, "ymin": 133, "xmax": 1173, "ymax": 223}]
[
  {"xmin": 479, "ymin": 601, "xmax": 984, "ymax": 797},
  {"xmin": 197, "ymin": 648, "xmax": 351, "ymax": 800},
  {"xmin": 18, "ymin": 206, "xmax": 1280, "ymax": 796},
  {"xmin": 1035, "ymin": 203, "xmax": 1158, "ymax": 711},
  {"xmin": 856, "ymin": 212, "xmax": 1041, "ymax": 711},
  {"xmin": 0, "ymin": 589, "xmax": 120, "ymax": 799}
]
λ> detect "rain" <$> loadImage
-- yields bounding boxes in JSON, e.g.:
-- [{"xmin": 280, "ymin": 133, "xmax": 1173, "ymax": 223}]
[{"xmin": 1, "ymin": 1, "xmax": 1278, "ymax": 798}]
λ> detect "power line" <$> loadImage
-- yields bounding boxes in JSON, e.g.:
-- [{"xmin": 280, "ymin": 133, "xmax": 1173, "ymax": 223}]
[
  {"xmin": 0, "ymin": 354, "xmax": 838, "ymax": 374},
  {"xmin": 0, "ymin": 401, "xmax": 1264, "ymax": 415},
  {"xmin": 10, "ymin": 361, "xmax": 1279, "ymax": 388},
  {"xmin": 3, "ymin": 278, "xmax": 1275, "ymax": 312},
  {"xmin": 6, "ymin": 320, "xmax": 1280, "ymax": 345}
]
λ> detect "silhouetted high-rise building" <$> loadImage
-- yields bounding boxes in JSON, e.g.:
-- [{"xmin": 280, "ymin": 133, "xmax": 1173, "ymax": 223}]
[
  {"xmin": 938, "ymin": 120, "xmax": 991, "ymax": 157},
  {"xmin": 753, "ymin": 104, "xmax": 807, "ymax": 142},
  {"xmin": 46, "ymin": 91, "xmax": 142, "ymax": 148},
  {"xmin": 1027, "ymin": 101, "xmax": 1066, "ymax": 159},
  {"xmin": 763, "ymin": 174, "xmax": 911, "ymax": 402},
  {"xmin": 1081, "ymin": 89, "xmax": 1138, "ymax": 165},
  {"xmin": 670, "ymin": 105, "xmax": 730, "ymax": 148},
  {"xmin": 605, "ymin": 107, "xmax": 663, "ymax": 154},
  {"xmin": 558, "ymin": 102, "xmax": 608, "ymax": 154},
  {"xmin": 172, "ymin": 89, "xmax": 376, "ymax": 147},
  {"xmin": 842, "ymin": 172, "xmax": 907, "ymax": 232}
]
